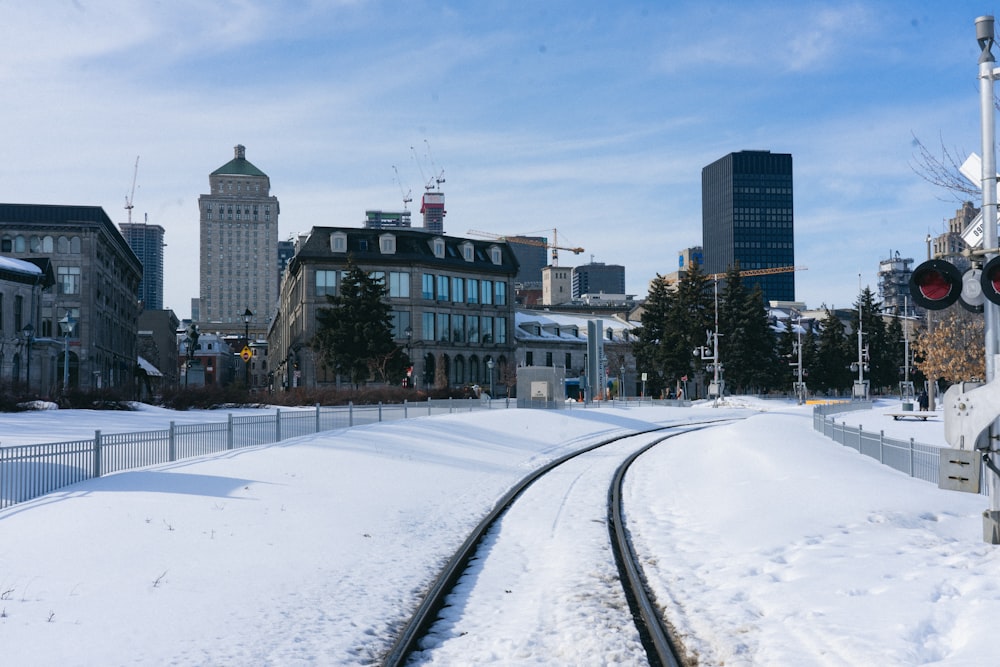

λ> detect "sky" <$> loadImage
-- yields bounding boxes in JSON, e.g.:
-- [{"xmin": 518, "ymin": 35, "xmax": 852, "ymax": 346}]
[
  {"xmin": 0, "ymin": 1, "xmax": 993, "ymax": 319},
  {"xmin": 2, "ymin": 398, "xmax": 999, "ymax": 665}
]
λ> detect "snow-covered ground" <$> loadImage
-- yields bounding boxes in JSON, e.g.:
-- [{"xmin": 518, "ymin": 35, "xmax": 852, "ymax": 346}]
[{"xmin": 1, "ymin": 397, "xmax": 998, "ymax": 666}]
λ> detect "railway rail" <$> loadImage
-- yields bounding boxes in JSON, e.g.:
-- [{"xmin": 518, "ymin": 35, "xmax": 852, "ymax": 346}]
[{"xmin": 381, "ymin": 418, "xmax": 734, "ymax": 666}]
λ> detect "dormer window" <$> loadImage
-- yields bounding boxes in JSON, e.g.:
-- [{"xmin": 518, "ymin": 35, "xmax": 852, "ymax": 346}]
[
  {"xmin": 432, "ymin": 237, "xmax": 446, "ymax": 258},
  {"xmin": 330, "ymin": 232, "xmax": 348, "ymax": 253},
  {"xmin": 380, "ymin": 234, "xmax": 396, "ymax": 254},
  {"xmin": 460, "ymin": 242, "xmax": 474, "ymax": 262},
  {"xmin": 489, "ymin": 245, "xmax": 502, "ymax": 265}
]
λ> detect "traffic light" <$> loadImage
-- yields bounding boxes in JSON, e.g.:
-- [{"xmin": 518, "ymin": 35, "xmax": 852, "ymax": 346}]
[
  {"xmin": 909, "ymin": 259, "xmax": 962, "ymax": 310},
  {"xmin": 961, "ymin": 268, "xmax": 984, "ymax": 313},
  {"xmin": 981, "ymin": 256, "xmax": 1000, "ymax": 306}
]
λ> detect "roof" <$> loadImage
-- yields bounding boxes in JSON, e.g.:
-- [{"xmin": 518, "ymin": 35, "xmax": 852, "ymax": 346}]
[
  {"xmin": 211, "ymin": 158, "xmax": 268, "ymax": 177},
  {"xmin": 137, "ymin": 356, "xmax": 163, "ymax": 377}
]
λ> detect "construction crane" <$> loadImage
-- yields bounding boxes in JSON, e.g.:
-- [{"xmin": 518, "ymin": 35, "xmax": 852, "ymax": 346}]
[
  {"xmin": 125, "ymin": 156, "xmax": 139, "ymax": 224},
  {"xmin": 467, "ymin": 228, "xmax": 585, "ymax": 266},
  {"xmin": 392, "ymin": 165, "xmax": 412, "ymax": 210},
  {"xmin": 707, "ymin": 265, "xmax": 807, "ymax": 281}
]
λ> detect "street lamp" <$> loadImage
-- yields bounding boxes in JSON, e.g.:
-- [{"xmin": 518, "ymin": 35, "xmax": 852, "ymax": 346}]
[
  {"xmin": 21, "ymin": 323, "xmax": 33, "ymax": 392},
  {"xmin": 59, "ymin": 313, "xmax": 75, "ymax": 393},
  {"xmin": 404, "ymin": 324, "xmax": 413, "ymax": 388},
  {"xmin": 487, "ymin": 357, "xmax": 494, "ymax": 399},
  {"xmin": 242, "ymin": 308, "xmax": 253, "ymax": 387}
]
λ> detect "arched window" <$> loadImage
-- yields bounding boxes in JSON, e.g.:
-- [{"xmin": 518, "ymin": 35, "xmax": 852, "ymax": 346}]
[
  {"xmin": 454, "ymin": 356, "xmax": 466, "ymax": 385},
  {"xmin": 42, "ymin": 236, "xmax": 53, "ymax": 252},
  {"xmin": 70, "ymin": 237, "xmax": 81, "ymax": 254},
  {"xmin": 57, "ymin": 236, "xmax": 70, "ymax": 253},
  {"xmin": 14, "ymin": 235, "xmax": 25, "ymax": 252}
]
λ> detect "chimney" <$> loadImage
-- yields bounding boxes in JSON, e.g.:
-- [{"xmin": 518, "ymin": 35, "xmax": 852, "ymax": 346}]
[{"xmin": 235, "ymin": 144, "xmax": 246, "ymax": 159}]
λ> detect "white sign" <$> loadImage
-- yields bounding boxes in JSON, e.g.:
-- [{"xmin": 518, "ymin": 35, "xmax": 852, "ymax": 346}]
[{"xmin": 959, "ymin": 153, "xmax": 999, "ymax": 249}]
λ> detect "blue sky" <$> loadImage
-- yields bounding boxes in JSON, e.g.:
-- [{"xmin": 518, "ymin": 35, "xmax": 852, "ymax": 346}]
[{"xmin": 0, "ymin": 1, "xmax": 991, "ymax": 319}]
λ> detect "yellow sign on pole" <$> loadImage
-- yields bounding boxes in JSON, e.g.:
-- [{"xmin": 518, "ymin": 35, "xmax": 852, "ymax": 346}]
[{"xmin": 240, "ymin": 346, "xmax": 252, "ymax": 362}]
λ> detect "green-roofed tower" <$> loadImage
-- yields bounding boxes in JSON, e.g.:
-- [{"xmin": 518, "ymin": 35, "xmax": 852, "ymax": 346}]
[{"xmin": 197, "ymin": 145, "xmax": 279, "ymax": 342}]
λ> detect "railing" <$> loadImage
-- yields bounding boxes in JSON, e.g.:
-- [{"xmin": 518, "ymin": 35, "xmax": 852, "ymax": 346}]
[
  {"xmin": 0, "ymin": 398, "xmax": 508, "ymax": 511},
  {"xmin": 811, "ymin": 403, "xmax": 988, "ymax": 494}
]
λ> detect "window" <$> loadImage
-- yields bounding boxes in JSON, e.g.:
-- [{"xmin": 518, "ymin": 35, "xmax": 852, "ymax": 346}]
[
  {"xmin": 436, "ymin": 275, "xmax": 449, "ymax": 301},
  {"xmin": 58, "ymin": 266, "xmax": 81, "ymax": 295},
  {"xmin": 422, "ymin": 273, "xmax": 434, "ymax": 299},
  {"xmin": 422, "ymin": 312, "xmax": 435, "ymax": 341},
  {"xmin": 545, "ymin": 352, "xmax": 553, "ymax": 367},
  {"xmin": 13, "ymin": 236, "xmax": 25, "ymax": 252},
  {"xmin": 565, "ymin": 353, "xmax": 572, "ymax": 368},
  {"xmin": 1, "ymin": 236, "xmax": 10, "ymax": 252},
  {"xmin": 495, "ymin": 317, "xmax": 507, "ymax": 343},
  {"xmin": 380, "ymin": 234, "xmax": 396, "ymax": 254},
  {"xmin": 466, "ymin": 279, "xmax": 479, "ymax": 304},
  {"xmin": 330, "ymin": 232, "xmax": 347, "ymax": 253},
  {"xmin": 13, "ymin": 294, "xmax": 23, "ymax": 332},
  {"xmin": 432, "ymin": 237, "xmax": 445, "ymax": 258},
  {"xmin": 388, "ymin": 272, "xmax": 410, "ymax": 298},
  {"xmin": 369, "ymin": 271, "xmax": 386, "ymax": 288},
  {"xmin": 437, "ymin": 313, "xmax": 450, "ymax": 341},
  {"xmin": 316, "ymin": 270, "xmax": 337, "ymax": 297},
  {"xmin": 467, "ymin": 316, "xmax": 479, "ymax": 343},
  {"xmin": 490, "ymin": 246, "xmax": 502, "ymax": 265},
  {"xmin": 452, "ymin": 314, "xmax": 465, "ymax": 342},
  {"xmin": 451, "ymin": 277, "xmax": 464, "ymax": 303},
  {"xmin": 481, "ymin": 317, "xmax": 493, "ymax": 344},
  {"xmin": 495, "ymin": 281, "xmax": 507, "ymax": 305},
  {"xmin": 29, "ymin": 236, "xmax": 40, "ymax": 252},
  {"xmin": 391, "ymin": 310, "xmax": 412, "ymax": 338},
  {"xmin": 461, "ymin": 242, "xmax": 474, "ymax": 262},
  {"xmin": 525, "ymin": 351, "xmax": 534, "ymax": 366},
  {"xmin": 481, "ymin": 280, "xmax": 493, "ymax": 305}
]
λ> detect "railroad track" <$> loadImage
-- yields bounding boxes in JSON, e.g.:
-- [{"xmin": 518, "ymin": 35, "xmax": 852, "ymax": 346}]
[{"xmin": 381, "ymin": 419, "xmax": 732, "ymax": 666}]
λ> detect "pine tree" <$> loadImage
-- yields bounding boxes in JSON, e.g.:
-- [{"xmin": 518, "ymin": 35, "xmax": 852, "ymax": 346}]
[
  {"xmin": 851, "ymin": 288, "xmax": 892, "ymax": 394},
  {"xmin": 312, "ymin": 258, "xmax": 404, "ymax": 388},
  {"xmin": 813, "ymin": 308, "xmax": 852, "ymax": 393},
  {"xmin": 718, "ymin": 267, "xmax": 778, "ymax": 393}
]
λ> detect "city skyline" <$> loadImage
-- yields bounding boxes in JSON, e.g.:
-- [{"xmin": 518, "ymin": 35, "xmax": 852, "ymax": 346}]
[{"xmin": 0, "ymin": 2, "xmax": 990, "ymax": 319}]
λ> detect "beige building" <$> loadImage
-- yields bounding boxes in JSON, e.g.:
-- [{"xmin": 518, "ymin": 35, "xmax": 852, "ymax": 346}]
[
  {"xmin": 270, "ymin": 227, "xmax": 519, "ymax": 391},
  {"xmin": 198, "ymin": 145, "xmax": 279, "ymax": 333}
]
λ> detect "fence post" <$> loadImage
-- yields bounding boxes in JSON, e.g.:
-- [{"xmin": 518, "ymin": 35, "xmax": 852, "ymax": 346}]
[
  {"xmin": 909, "ymin": 437, "xmax": 915, "ymax": 478},
  {"xmin": 315, "ymin": 403, "xmax": 321, "ymax": 434},
  {"xmin": 428, "ymin": 397, "xmax": 432, "ymax": 416},
  {"xmin": 379, "ymin": 401, "xmax": 383, "ymax": 422},
  {"xmin": 349, "ymin": 401, "xmax": 354, "ymax": 427},
  {"xmin": 449, "ymin": 397, "xmax": 453, "ymax": 413},
  {"xmin": 404, "ymin": 399, "xmax": 408, "ymax": 419},
  {"xmin": 169, "ymin": 421, "xmax": 176, "ymax": 462},
  {"xmin": 227, "ymin": 413, "xmax": 234, "ymax": 450},
  {"xmin": 93, "ymin": 430, "xmax": 102, "ymax": 478},
  {"xmin": 275, "ymin": 408, "xmax": 282, "ymax": 443},
  {"xmin": 879, "ymin": 430, "xmax": 884, "ymax": 464}
]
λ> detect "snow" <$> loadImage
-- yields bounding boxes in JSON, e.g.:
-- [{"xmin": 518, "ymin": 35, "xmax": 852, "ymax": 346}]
[{"xmin": 2, "ymin": 398, "xmax": 999, "ymax": 665}]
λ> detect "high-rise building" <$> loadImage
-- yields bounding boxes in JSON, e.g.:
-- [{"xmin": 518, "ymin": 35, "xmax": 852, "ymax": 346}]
[
  {"xmin": 120, "ymin": 216, "xmax": 165, "ymax": 310},
  {"xmin": 572, "ymin": 262, "xmax": 625, "ymax": 298},
  {"xmin": 702, "ymin": 150, "xmax": 795, "ymax": 303},
  {"xmin": 198, "ymin": 145, "xmax": 279, "ymax": 329}
]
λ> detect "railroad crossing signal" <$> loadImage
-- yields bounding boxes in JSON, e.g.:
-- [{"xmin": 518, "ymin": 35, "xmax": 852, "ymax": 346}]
[{"xmin": 240, "ymin": 346, "xmax": 252, "ymax": 362}]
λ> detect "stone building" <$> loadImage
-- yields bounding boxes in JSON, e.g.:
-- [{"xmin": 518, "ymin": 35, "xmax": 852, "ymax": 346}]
[
  {"xmin": 0, "ymin": 204, "xmax": 141, "ymax": 393},
  {"xmin": 198, "ymin": 145, "xmax": 279, "ymax": 334},
  {"xmin": 270, "ymin": 227, "xmax": 519, "ymax": 391}
]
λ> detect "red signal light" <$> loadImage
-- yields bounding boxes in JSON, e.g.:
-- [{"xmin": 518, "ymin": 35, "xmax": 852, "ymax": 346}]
[{"xmin": 909, "ymin": 259, "xmax": 962, "ymax": 310}]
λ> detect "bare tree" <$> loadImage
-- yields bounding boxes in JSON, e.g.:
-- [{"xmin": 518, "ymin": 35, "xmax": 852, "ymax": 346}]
[{"xmin": 909, "ymin": 132, "xmax": 979, "ymax": 201}]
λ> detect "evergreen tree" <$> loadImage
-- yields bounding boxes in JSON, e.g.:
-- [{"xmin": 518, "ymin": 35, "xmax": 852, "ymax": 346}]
[
  {"xmin": 718, "ymin": 267, "xmax": 778, "ymax": 393},
  {"xmin": 850, "ymin": 288, "xmax": 892, "ymax": 394},
  {"xmin": 312, "ymin": 258, "xmax": 405, "ymax": 388},
  {"xmin": 813, "ymin": 308, "xmax": 853, "ymax": 394},
  {"xmin": 632, "ymin": 275, "xmax": 674, "ymax": 397}
]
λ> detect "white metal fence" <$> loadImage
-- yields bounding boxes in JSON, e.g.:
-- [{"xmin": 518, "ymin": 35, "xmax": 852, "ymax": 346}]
[
  {"xmin": 0, "ymin": 398, "xmax": 507, "ymax": 511},
  {"xmin": 811, "ymin": 401, "xmax": 967, "ymax": 490}
]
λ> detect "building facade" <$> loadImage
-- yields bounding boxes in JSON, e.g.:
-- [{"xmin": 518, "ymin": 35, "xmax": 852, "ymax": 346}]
[
  {"xmin": 0, "ymin": 204, "xmax": 142, "ymax": 393},
  {"xmin": 702, "ymin": 150, "xmax": 795, "ymax": 303},
  {"xmin": 198, "ymin": 145, "xmax": 279, "ymax": 331},
  {"xmin": 120, "ymin": 218, "xmax": 165, "ymax": 310},
  {"xmin": 269, "ymin": 227, "xmax": 519, "ymax": 391}
]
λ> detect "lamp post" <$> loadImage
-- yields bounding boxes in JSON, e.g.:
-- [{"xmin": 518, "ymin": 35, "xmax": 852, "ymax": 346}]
[
  {"xmin": 59, "ymin": 313, "xmax": 75, "ymax": 393},
  {"xmin": 242, "ymin": 308, "xmax": 253, "ymax": 388},
  {"xmin": 487, "ymin": 357, "xmax": 494, "ymax": 399},
  {"xmin": 21, "ymin": 323, "xmax": 33, "ymax": 392},
  {"xmin": 404, "ymin": 324, "xmax": 413, "ymax": 388}
]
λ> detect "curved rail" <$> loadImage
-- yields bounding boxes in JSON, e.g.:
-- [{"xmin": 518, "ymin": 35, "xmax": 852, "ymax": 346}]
[
  {"xmin": 608, "ymin": 434, "xmax": 687, "ymax": 667},
  {"xmin": 381, "ymin": 419, "xmax": 731, "ymax": 666}
]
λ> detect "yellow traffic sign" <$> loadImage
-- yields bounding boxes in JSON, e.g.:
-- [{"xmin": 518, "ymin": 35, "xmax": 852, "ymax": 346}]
[{"xmin": 240, "ymin": 346, "xmax": 252, "ymax": 362}]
